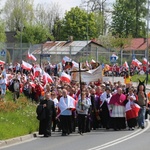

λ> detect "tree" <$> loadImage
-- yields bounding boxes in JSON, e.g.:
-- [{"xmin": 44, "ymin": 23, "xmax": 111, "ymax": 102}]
[
  {"xmin": 110, "ymin": 0, "xmax": 147, "ymax": 38},
  {"xmin": 80, "ymin": 0, "xmax": 113, "ymax": 35},
  {"xmin": 52, "ymin": 16, "xmax": 63, "ymax": 41},
  {"xmin": 34, "ymin": 2, "xmax": 62, "ymax": 33},
  {"xmin": 0, "ymin": 22, "xmax": 6, "ymax": 42},
  {"xmin": 15, "ymin": 23, "xmax": 53, "ymax": 44},
  {"xmin": 2, "ymin": 0, "xmax": 34, "ymax": 31},
  {"xmin": 59, "ymin": 7, "xmax": 98, "ymax": 41}
]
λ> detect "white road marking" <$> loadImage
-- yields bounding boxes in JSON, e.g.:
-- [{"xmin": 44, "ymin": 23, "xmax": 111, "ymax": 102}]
[{"xmin": 88, "ymin": 121, "xmax": 150, "ymax": 150}]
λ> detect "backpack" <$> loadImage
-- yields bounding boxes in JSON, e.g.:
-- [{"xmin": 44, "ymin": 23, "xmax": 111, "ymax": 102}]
[{"xmin": 36, "ymin": 104, "xmax": 46, "ymax": 120}]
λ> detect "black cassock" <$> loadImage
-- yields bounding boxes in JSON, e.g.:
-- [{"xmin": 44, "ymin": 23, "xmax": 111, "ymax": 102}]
[{"xmin": 39, "ymin": 99, "xmax": 56, "ymax": 137}]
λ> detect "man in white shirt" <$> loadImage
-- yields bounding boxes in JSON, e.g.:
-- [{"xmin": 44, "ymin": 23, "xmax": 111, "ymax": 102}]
[{"xmin": 58, "ymin": 89, "xmax": 75, "ymax": 136}]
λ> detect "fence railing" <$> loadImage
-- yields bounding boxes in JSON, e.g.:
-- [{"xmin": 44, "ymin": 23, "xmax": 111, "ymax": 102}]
[{"xmin": 0, "ymin": 42, "xmax": 147, "ymax": 65}]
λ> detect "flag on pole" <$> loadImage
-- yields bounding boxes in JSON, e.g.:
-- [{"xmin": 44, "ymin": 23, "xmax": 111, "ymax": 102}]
[
  {"xmin": 131, "ymin": 58, "xmax": 142, "ymax": 67},
  {"xmin": 42, "ymin": 71, "xmax": 53, "ymax": 84},
  {"xmin": 33, "ymin": 66, "xmax": 42, "ymax": 77},
  {"xmin": 27, "ymin": 51, "xmax": 37, "ymax": 61},
  {"xmin": 142, "ymin": 58, "xmax": 149, "ymax": 65},
  {"xmin": 60, "ymin": 72, "xmax": 71, "ymax": 83},
  {"xmin": 123, "ymin": 61, "xmax": 129, "ymax": 70},
  {"xmin": 62, "ymin": 56, "xmax": 72, "ymax": 64},
  {"xmin": 21, "ymin": 60, "xmax": 32, "ymax": 70}
]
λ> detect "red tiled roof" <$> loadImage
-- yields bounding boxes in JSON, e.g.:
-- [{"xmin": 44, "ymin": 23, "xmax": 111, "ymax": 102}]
[{"xmin": 123, "ymin": 38, "xmax": 150, "ymax": 51}]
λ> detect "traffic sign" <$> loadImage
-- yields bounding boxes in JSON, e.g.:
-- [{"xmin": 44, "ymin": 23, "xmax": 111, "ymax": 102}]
[
  {"xmin": 1, "ymin": 49, "xmax": 6, "ymax": 56},
  {"xmin": 110, "ymin": 56, "xmax": 117, "ymax": 63}
]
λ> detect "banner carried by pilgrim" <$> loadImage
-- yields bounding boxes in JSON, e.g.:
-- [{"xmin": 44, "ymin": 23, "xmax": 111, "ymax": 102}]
[{"xmin": 71, "ymin": 65, "xmax": 103, "ymax": 84}]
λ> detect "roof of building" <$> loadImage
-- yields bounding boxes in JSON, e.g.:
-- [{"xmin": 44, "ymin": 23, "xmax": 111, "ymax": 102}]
[
  {"xmin": 123, "ymin": 38, "xmax": 150, "ymax": 51},
  {"xmin": 32, "ymin": 40, "xmax": 104, "ymax": 55}
]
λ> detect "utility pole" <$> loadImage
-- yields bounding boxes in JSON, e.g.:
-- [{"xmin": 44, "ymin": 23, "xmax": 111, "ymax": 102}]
[
  {"xmin": 20, "ymin": 0, "xmax": 23, "ymax": 62},
  {"xmin": 146, "ymin": 0, "xmax": 150, "ymax": 84}
]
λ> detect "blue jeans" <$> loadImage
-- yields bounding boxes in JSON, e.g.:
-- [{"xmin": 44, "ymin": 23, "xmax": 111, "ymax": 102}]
[{"xmin": 138, "ymin": 106, "xmax": 146, "ymax": 128}]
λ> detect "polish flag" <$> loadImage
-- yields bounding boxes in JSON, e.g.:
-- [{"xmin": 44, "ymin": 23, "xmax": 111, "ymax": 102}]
[
  {"xmin": 72, "ymin": 61, "xmax": 79, "ymax": 68},
  {"xmin": 22, "ymin": 60, "xmax": 32, "ymax": 70},
  {"xmin": 131, "ymin": 58, "xmax": 142, "ymax": 67},
  {"xmin": 62, "ymin": 56, "xmax": 72, "ymax": 64},
  {"xmin": 126, "ymin": 103, "xmax": 140, "ymax": 120},
  {"xmin": 60, "ymin": 72, "xmax": 71, "ymax": 83},
  {"xmin": 123, "ymin": 61, "xmax": 129, "ymax": 70},
  {"xmin": 33, "ymin": 67, "xmax": 42, "ymax": 77},
  {"xmin": 30, "ymin": 53, "xmax": 37, "ymax": 61},
  {"xmin": 142, "ymin": 58, "xmax": 149, "ymax": 65},
  {"xmin": 39, "ymin": 84, "xmax": 44, "ymax": 91},
  {"xmin": 29, "ymin": 81, "xmax": 36, "ymax": 88},
  {"xmin": 0, "ymin": 60, "xmax": 5, "ymax": 65},
  {"xmin": 27, "ymin": 51, "xmax": 37, "ymax": 61},
  {"xmin": 43, "ymin": 71, "xmax": 53, "ymax": 84}
]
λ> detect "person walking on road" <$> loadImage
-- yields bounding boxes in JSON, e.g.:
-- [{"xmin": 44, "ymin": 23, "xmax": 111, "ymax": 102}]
[{"xmin": 39, "ymin": 93, "xmax": 56, "ymax": 137}]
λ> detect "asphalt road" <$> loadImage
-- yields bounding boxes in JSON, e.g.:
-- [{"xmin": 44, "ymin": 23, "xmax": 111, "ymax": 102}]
[{"xmin": 0, "ymin": 120, "xmax": 150, "ymax": 150}]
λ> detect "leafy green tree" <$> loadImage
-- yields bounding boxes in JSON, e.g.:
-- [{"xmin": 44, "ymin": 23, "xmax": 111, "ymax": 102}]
[
  {"xmin": 15, "ymin": 24, "xmax": 53, "ymax": 44},
  {"xmin": 81, "ymin": 0, "xmax": 109, "ymax": 36},
  {"xmin": 59, "ymin": 7, "xmax": 98, "ymax": 40},
  {"xmin": 111, "ymin": 0, "xmax": 147, "ymax": 38},
  {"xmin": 0, "ymin": 22, "xmax": 6, "ymax": 42}
]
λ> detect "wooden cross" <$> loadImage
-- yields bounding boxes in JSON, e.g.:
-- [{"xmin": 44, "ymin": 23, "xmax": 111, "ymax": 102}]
[{"xmin": 70, "ymin": 62, "xmax": 89, "ymax": 110}]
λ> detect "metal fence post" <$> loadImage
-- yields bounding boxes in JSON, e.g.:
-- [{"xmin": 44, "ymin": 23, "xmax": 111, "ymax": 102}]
[{"xmin": 96, "ymin": 47, "xmax": 98, "ymax": 62}]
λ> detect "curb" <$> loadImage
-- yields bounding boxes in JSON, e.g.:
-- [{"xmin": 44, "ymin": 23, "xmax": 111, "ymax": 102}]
[{"xmin": 0, "ymin": 132, "xmax": 38, "ymax": 148}]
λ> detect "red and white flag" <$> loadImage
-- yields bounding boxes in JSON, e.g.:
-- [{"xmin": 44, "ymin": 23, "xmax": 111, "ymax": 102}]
[
  {"xmin": 27, "ymin": 51, "xmax": 37, "ymax": 61},
  {"xmin": 43, "ymin": 71, "xmax": 53, "ymax": 84},
  {"xmin": 22, "ymin": 60, "xmax": 32, "ymax": 70},
  {"xmin": 33, "ymin": 66, "xmax": 42, "ymax": 77},
  {"xmin": 142, "ymin": 58, "xmax": 149, "ymax": 65},
  {"xmin": 131, "ymin": 58, "xmax": 142, "ymax": 67},
  {"xmin": 0, "ymin": 60, "xmax": 5, "ymax": 65},
  {"xmin": 29, "ymin": 81, "xmax": 36, "ymax": 88},
  {"xmin": 123, "ymin": 61, "xmax": 129, "ymax": 70},
  {"xmin": 72, "ymin": 61, "xmax": 79, "ymax": 68},
  {"xmin": 62, "ymin": 56, "xmax": 72, "ymax": 64},
  {"xmin": 60, "ymin": 72, "xmax": 71, "ymax": 83}
]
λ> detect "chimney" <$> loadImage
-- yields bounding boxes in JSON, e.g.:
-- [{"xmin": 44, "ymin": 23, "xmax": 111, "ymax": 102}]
[
  {"xmin": 69, "ymin": 36, "xmax": 73, "ymax": 42},
  {"xmin": 144, "ymin": 38, "xmax": 147, "ymax": 43}
]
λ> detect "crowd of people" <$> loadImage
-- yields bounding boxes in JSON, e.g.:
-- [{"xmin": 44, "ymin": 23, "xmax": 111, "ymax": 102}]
[{"xmin": 0, "ymin": 59, "xmax": 150, "ymax": 138}]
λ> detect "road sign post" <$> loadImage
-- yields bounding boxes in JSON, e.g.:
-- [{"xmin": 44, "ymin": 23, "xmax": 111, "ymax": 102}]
[{"xmin": 110, "ymin": 55, "xmax": 117, "ymax": 84}]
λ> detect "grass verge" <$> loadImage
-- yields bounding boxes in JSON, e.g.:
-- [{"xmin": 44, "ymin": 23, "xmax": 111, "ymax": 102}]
[
  {"xmin": 131, "ymin": 74, "xmax": 150, "ymax": 84},
  {"xmin": 0, "ymin": 91, "xmax": 39, "ymax": 140}
]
